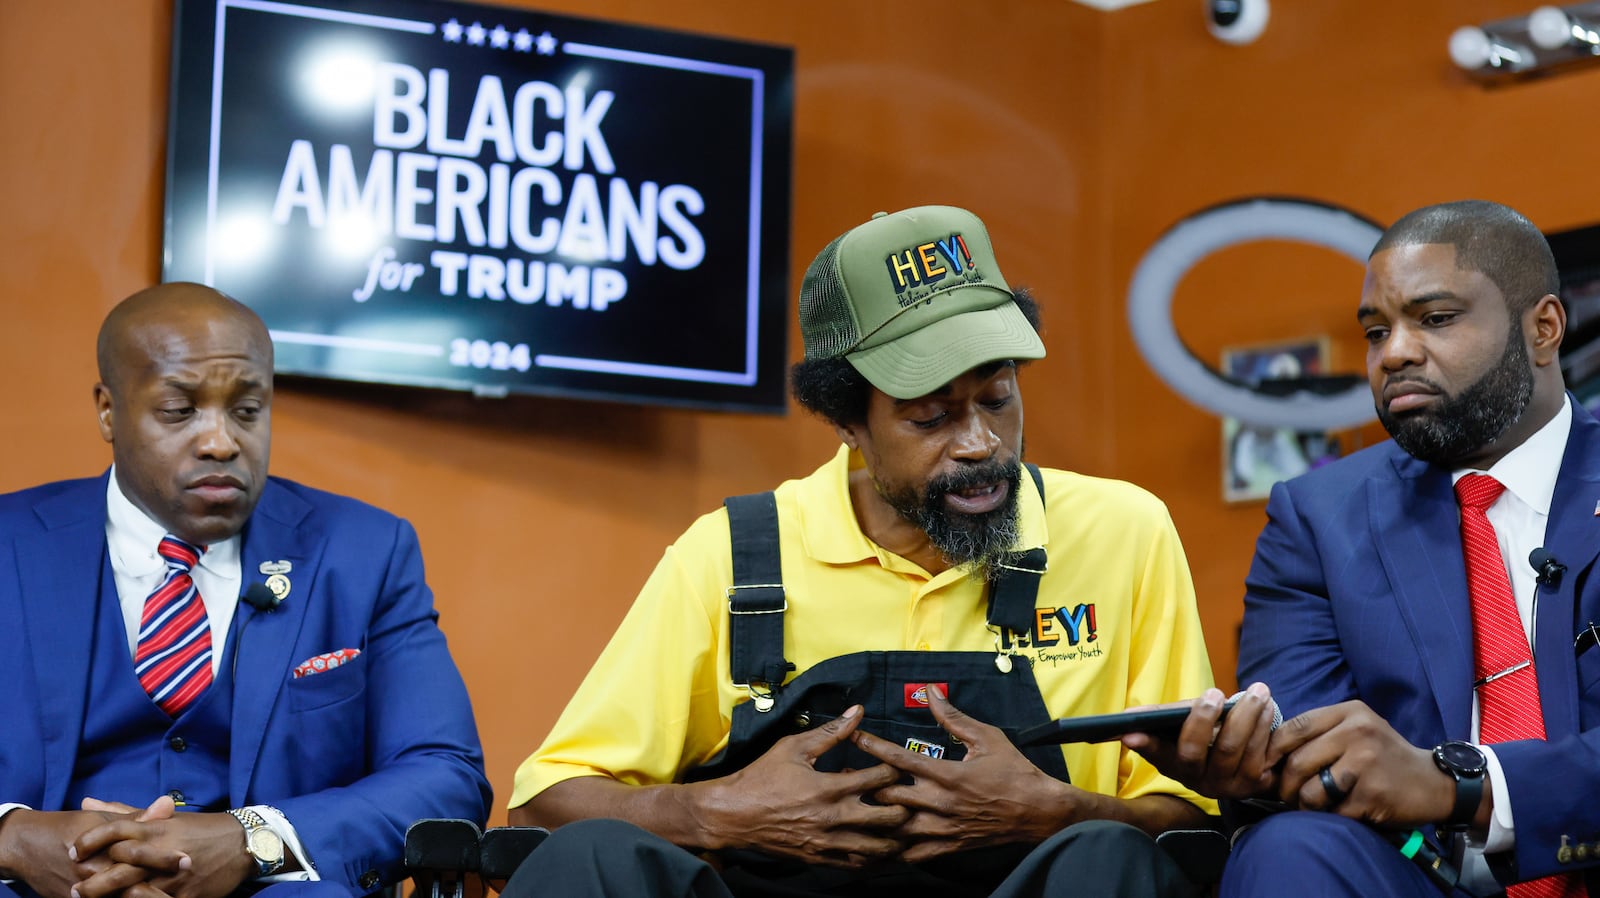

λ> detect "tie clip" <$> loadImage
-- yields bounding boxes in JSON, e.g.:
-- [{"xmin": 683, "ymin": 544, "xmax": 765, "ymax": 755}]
[{"xmin": 1473, "ymin": 660, "xmax": 1530, "ymax": 689}]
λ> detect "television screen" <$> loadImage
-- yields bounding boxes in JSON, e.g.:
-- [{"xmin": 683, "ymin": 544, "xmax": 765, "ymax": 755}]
[{"xmin": 166, "ymin": 0, "xmax": 794, "ymax": 412}]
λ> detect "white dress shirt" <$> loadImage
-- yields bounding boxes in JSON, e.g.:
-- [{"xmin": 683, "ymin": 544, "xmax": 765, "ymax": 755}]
[
  {"xmin": 105, "ymin": 467, "xmax": 243, "ymax": 674},
  {"xmin": 1450, "ymin": 394, "xmax": 1572, "ymax": 886}
]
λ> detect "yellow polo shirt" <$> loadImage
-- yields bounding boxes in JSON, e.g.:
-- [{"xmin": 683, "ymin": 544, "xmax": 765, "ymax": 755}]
[{"xmin": 511, "ymin": 446, "xmax": 1216, "ymax": 815}]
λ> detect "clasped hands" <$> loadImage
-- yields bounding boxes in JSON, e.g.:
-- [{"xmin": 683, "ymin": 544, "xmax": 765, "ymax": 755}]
[
  {"xmin": 699, "ymin": 685, "xmax": 1087, "ymax": 869},
  {"xmin": 0, "ymin": 796, "xmax": 252, "ymax": 898},
  {"xmin": 1124, "ymin": 686, "xmax": 1462, "ymax": 830}
]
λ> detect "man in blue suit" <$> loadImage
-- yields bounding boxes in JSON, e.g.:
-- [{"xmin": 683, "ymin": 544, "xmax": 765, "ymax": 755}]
[
  {"xmin": 1154, "ymin": 200, "xmax": 1600, "ymax": 898},
  {"xmin": 0, "ymin": 283, "xmax": 491, "ymax": 898}
]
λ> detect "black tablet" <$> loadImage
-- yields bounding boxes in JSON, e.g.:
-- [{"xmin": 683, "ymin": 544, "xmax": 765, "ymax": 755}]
[{"xmin": 1017, "ymin": 698, "xmax": 1241, "ymax": 746}]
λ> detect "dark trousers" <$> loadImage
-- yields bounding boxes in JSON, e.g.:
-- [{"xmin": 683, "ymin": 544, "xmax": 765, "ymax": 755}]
[
  {"xmin": 499, "ymin": 817, "xmax": 1199, "ymax": 898},
  {"xmin": 1221, "ymin": 811, "xmax": 1480, "ymax": 898}
]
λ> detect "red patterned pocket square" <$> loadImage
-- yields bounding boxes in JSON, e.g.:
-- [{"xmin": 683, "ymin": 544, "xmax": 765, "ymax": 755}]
[{"xmin": 293, "ymin": 648, "xmax": 361, "ymax": 679}]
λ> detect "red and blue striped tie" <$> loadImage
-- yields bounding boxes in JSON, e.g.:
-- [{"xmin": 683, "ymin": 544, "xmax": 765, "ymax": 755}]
[{"xmin": 135, "ymin": 536, "xmax": 213, "ymax": 716}]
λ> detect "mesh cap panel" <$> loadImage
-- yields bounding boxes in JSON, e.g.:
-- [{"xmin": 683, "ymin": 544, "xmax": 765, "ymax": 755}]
[{"xmin": 797, "ymin": 234, "xmax": 858, "ymax": 360}]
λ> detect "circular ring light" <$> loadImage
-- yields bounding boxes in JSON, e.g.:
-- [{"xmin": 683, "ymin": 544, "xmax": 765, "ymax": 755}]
[{"xmin": 1126, "ymin": 197, "xmax": 1384, "ymax": 431}]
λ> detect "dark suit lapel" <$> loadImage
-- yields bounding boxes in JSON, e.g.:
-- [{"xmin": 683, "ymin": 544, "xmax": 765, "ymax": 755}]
[
  {"xmin": 18, "ymin": 476, "xmax": 111, "ymax": 807},
  {"xmin": 1532, "ymin": 401, "xmax": 1600, "ymax": 738},
  {"xmin": 1372, "ymin": 451, "xmax": 1477, "ymax": 738},
  {"xmin": 228, "ymin": 480, "xmax": 323, "ymax": 802}
]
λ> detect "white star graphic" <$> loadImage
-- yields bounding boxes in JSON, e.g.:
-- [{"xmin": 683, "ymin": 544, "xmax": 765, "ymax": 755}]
[
  {"xmin": 466, "ymin": 21, "xmax": 487, "ymax": 46},
  {"xmin": 442, "ymin": 18, "xmax": 463, "ymax": 42},
  {"xmin": 513, "ymin": 28, "xmax": 533, "ymax": 53},
  {"xmin": 490, "ymin": 25, "xmax": 510, "ymax": 49},
  {"xmin": 535, "ymin": 31, "xmax": 558, "ymax": 55}
]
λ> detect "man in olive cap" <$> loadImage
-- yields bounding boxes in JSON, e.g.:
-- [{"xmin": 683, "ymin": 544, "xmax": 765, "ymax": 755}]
[{"xmin": 504, "ymin": 206, "xmax": 1220, "ymax": 897}]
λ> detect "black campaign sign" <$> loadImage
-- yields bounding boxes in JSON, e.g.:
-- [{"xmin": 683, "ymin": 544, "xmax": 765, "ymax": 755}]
[{"xmin": 166, "ymin": 0, "xmax": 793, "ymax": 412}]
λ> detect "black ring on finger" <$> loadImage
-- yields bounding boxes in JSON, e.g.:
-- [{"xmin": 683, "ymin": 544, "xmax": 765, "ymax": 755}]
[{"xmin": 1319, "ymin": 765, "xmax": 1348, "ymax": 809}]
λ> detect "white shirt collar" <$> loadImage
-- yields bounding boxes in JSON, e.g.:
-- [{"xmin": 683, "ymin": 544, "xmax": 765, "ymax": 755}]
[
  {"xmin": 1451, "ymin": 394, "xmax": 1571, "ymax": 516},
  {"xmin": 106, "ymin": 466, "xmax": 241, "ymax": 576}
]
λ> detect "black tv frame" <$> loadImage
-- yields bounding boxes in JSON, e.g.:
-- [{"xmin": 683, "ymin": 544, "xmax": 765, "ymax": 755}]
[{"xmin": 164, "ymin": 0, "xmax": 794, "ymax": 414}]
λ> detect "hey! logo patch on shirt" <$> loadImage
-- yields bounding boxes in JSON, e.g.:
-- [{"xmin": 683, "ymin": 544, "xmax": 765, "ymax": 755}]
[
  {"xmin": 904, "ymin": 737, "xmax": 946, "ymax": 759},
  {"xmin": 904, "ymin": 682, "xmax": 948, "ymax": 707}
]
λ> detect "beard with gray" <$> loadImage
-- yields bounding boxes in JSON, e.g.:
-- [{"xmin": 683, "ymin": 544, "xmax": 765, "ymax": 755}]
[
  {"xmin": 1378, "ymin": 323, "xmax": 1535, "ymax": 465},
  {"xmin": 874, "ymin": 457, "xmax": 1023, "ymax": 578}
]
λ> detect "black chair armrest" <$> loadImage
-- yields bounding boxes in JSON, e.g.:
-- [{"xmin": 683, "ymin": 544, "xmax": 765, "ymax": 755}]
[
  {"xmin": 479, "ymin": 826, "xmax": 549, "ymax": 888},
  {"xmin": 405, "ymin": 818, "xmax": 484, "ymax": 898},
  {"xmin": 1156, "ymin": 825, "xmax": 1232, "ymax": 887}
]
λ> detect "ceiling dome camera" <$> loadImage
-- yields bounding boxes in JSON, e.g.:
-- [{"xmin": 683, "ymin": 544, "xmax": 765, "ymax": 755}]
[{"xmin": 1206, "ymin": 0, "xmax": 1270, "ymax": 45}]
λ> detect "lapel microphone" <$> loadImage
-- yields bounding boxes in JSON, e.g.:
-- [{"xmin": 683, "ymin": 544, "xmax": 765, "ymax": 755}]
[
  {"xmin": 242, "ymin": 582, "xmax": 283, "ymax": 612},
  {"xmin": 232, "ymin": 583, "xmax": 282, "ymax": 681},
  {"xmin": 1529, "ymin": 548, "xmax": 1566, "ymax": 588}
]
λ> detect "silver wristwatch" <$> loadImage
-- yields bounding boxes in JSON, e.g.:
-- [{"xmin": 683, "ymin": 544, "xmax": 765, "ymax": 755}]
[{"xmin": 226, "ymin": 807, "xmax": 286, "ymax": 877}]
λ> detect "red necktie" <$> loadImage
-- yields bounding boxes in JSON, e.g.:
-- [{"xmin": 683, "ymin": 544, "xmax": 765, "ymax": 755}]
[
  {"xmin": 1455, "ymin": 474, "xmax": 1586, "ymax": 898},
  {"xmin": 134, "ymin": 536, "xmax": 213, "ymax": 716}
]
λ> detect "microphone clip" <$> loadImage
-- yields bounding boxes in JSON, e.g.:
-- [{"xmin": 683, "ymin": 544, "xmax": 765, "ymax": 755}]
[
  {"xmin": 242, "ymin": 582, "xmax": 284, "ymax": 613},
  {"xmin": 1530, "ymin": 548, "xmax": 1567, "ymax": 588}
]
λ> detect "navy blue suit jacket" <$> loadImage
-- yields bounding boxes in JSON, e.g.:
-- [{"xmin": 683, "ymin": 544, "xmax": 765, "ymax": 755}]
[
  {"xmin": 1238, "ymin": 401, "xmax": 1600, "ymax": 885},
  {"xmin": 0, "ymin": 473, "xmax": 491, "ymax": 892}
]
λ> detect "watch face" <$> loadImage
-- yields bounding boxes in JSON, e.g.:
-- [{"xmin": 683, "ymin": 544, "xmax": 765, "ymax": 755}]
[
  {"xmin": 1437, "ymin": 741, "xmax": 1488, "ymax": 775},
  {"xmin": 248, "ymin": 828, "xmax": 285, "ymax": 865}
]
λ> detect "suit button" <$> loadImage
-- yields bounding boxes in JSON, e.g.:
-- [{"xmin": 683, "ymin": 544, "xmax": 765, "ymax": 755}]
[
  {"xmin": 358, "ymin": 870, "xmax": 380, "ymax": 891},
  {"xmin": 166, "ymin": 789, "xmax": 185, "ymax": 805},
  {"xmin": 168, "ymin": 737, "xmax": 187, "ymax": 752}
]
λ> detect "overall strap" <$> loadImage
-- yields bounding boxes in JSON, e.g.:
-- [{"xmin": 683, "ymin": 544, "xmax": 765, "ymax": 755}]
[
  {"xmin": 986, "ymin": 463, "xmax": 1048, "ymax": 635},
  {"xmin": 724, "ymin": 492, "xmax": 793, "ymax": 694}
]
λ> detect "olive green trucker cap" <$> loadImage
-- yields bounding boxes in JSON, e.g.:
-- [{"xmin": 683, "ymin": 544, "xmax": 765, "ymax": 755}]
[{"xmin": 797, "ymin": 205, "xmax": 1045, "ymax": 399}]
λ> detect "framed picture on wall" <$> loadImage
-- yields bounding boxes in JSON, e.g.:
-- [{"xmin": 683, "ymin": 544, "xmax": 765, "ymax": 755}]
[
  {"xmin": 1547, "ymin": 221, "xmax": 1600, "ymax": 414},
  {"xmin": 1220, "ymin": 338, "xmax": 1342, "ymax": 502}
]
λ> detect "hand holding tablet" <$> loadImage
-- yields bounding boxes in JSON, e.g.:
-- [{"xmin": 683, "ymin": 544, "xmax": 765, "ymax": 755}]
[{"xmin": 1017, "ymin": 698, "xmax": 1243, "ymax": 746}]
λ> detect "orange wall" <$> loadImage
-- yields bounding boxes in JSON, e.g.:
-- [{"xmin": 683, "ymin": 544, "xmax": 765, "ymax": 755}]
[
  {"xmin": 3, "ymin": 0, "xmax": 1595, "ymax": 823},
  {"xmin": 1098, "ymin": 0, "xmax": 1600, "ymax": 690}
]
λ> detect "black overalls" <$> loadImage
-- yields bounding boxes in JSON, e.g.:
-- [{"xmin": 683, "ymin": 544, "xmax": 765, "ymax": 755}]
[{"xmin": 686, "ymin": 467, "xmax": 1071, "ymax": 896}]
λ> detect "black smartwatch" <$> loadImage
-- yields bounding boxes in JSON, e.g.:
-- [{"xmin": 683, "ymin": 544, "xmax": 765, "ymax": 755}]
[{"xmin": 1432, "ymin": 740, "xmax": 1488, "ymax": 829}]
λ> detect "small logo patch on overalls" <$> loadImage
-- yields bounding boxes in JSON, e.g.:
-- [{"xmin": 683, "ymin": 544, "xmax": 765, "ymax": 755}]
[
  {"xmin": 904, "ymin": 682, "xmax": 948, "ymax": 707},
  {"xmin": 903, "ymin": 737, "xmax": 946, "ymax": 759}
]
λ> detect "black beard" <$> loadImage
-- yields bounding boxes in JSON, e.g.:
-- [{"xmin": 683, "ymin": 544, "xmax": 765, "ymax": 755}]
[
  {"xmin": 1377, "ymin": 325, "xmax": 1534, "ymax": 465},
  {"xmin": 875, "ymin": 458, "xmax": 1022, "ymax": 576}
]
